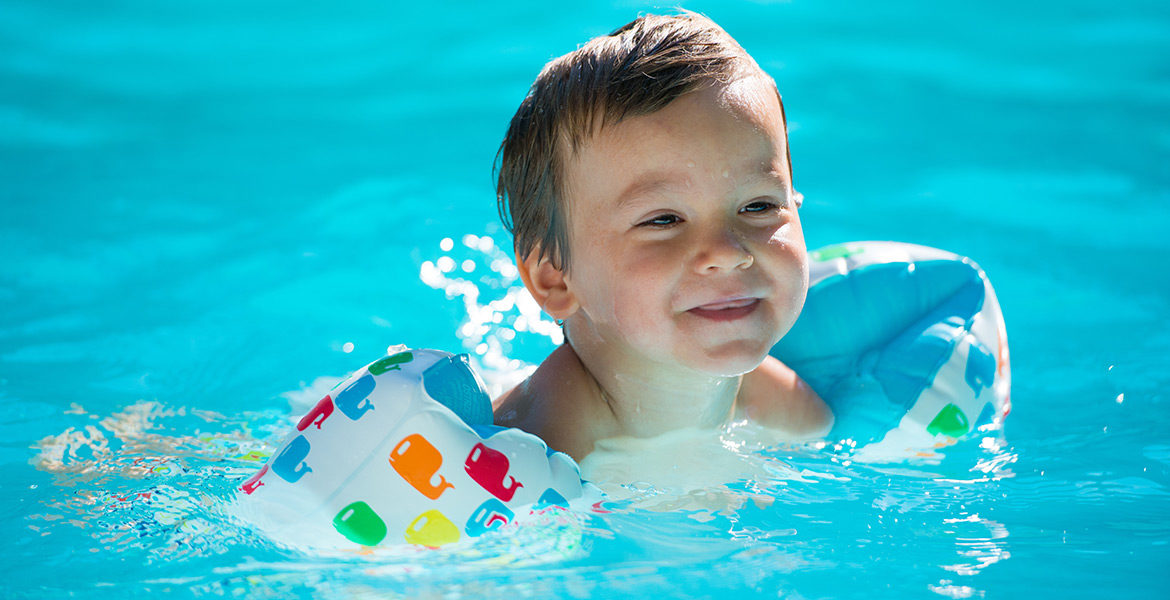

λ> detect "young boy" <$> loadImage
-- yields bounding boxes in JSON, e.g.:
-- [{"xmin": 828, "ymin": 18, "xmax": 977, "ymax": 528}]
[{"xmin": 492, "ymin": 12, "xmax": 832, "ymax": 462}]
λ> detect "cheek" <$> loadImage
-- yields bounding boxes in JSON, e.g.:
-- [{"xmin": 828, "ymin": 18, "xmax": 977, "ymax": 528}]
[
  {"xmin": 572, "ymin": 243, "xmax": 659, "ymax": 316},
  {"xmin": 770, "ymin": 224, "xmax": 809, "ymax": 332},
  {"xmin": 768, "ymin": 219, "xmax": 804, "ymax": 248},
  {"xmin": 779, "ymin": 221, "xmax": 808, "ymax": 269},
  {"xmin": 606, "ymin": 250, "xmax": 678, "ymax": 332},
  {"xmin": 768, "ymin": 221, "xmax": 807, "ymax": 276}
]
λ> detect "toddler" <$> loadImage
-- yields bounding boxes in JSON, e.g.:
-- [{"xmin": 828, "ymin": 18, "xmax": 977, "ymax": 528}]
[{"xmin": 492, "ymin": 12, "xmax": 832, "ymax": 461}]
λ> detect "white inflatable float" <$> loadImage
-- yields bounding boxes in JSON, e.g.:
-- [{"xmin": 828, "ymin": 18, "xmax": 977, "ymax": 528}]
[
  {"xmin": 235, "ymin": 241, "xmax": 1010, "ymax": 548},
  {"xmin": 234, "ymin": 348, "xmax": 592, "ymax": 549}
]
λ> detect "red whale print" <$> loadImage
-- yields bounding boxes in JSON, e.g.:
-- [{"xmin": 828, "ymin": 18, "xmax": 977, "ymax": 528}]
[
  {"xmin": 465, "ymin": 443, "xmax": 522, "ymax": 501},
  {"xmin": 297, "ymin": 396, "xmax": 334, "ymax": 431},
  {"xmin": 240, "ymin": 464, "xmax": 269, "ymax": 495}
]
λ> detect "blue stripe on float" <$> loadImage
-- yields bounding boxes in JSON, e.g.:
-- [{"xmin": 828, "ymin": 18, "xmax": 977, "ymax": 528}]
[{"xmin": 771, "ymin": 257, "xmax": 987, "ymax": 443}]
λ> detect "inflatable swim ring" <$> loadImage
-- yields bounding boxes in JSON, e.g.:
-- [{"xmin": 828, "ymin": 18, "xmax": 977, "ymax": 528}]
[
  {"xmin": 772, "ymin": 241, "xmax": 1010, "ymax": 457},
  {"xmin": 234, "ymin": 348, "xmax": 593, "ymax": 549},
  {"xmin": 235, "ymin": 241, "xmax": 1009, "ymax": 547}
]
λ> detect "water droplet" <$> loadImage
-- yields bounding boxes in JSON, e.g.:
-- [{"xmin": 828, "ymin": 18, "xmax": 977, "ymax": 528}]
[
  {"xmin": 342, "ymin": 342, "xmax": 354, "ymax": 353},
  {"xmin": 440, "ymin": 237, "xmax": 454, "ymax": 251}
]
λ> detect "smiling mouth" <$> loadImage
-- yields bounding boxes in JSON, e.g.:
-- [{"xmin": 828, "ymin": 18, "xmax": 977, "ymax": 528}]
[{"xmin": 687, "ymin": 298, "xmax": 760, "ymax": 321}]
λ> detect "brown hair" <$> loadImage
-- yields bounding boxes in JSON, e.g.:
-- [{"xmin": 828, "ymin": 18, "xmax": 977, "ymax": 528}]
[{"xmin": 494, "ymin": 11, "xmax": 786, "ymax": 272}]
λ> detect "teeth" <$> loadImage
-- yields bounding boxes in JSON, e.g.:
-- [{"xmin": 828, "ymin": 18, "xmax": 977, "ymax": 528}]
[{"xmin": 700, "ymin": 298, "xmax": 754, "ymax": 310}]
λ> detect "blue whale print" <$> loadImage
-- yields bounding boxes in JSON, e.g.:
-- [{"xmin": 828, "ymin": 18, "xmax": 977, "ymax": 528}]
[
  {"xmin": 272, "ymin": 435, "xmax": 313, "ymax": 482},
  {"xmin": 964, "ymin": 340, "xmax": 996, "ymax": 396},
  {"xmin": 465, "ymin": 498, "xmax": 514, "ymax": 537},
  {"xmin": 534, "ymin": 487, "xmax": 569, "ymax": 510},
  {"xmin": 335, "ymin": 374, "xmax": 376, "ymax": 420}
]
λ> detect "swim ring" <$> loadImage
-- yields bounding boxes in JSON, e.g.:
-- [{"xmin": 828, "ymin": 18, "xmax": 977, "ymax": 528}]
[
  {"xmin": 771, "ymin": 241, "xmax": 1010, "ymax": 457},
  {"xmin": 234, "ymin": 348, "xmax": 592, "ymax": 549},
  {"xmin": 235, "ymin": 241, "xmax": 1009, "ymax": 547}
]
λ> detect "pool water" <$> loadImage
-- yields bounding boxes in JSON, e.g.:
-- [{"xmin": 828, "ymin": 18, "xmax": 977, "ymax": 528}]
[{"xmin": 3, "ymin": 0, "xmax": 1168, "ymax": 598}]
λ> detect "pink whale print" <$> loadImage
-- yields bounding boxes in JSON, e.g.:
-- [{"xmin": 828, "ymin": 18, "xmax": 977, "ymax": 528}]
[
  {"xmin": 464, "ymin": 442, "xmax": 522, "ymax": 501},
  {"xmin": 389, "ymin": 434, "xmax": 454, "ymax": 500},
  {"xmin": 296, "ymin": 396, "xmax": 334, "ymax": 431},
  {"xmin": 240, "ymin": 464, "xmax": 268, "ymax": 495}
]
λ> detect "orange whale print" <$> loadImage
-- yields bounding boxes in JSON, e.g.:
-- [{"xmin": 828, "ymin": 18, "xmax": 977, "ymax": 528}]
[{"xmin": 389, "ymin": 433, "xmax": 454, "ymax": 500}]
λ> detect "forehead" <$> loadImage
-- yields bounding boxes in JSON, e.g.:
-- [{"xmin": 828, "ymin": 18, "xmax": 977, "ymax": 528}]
[
  {"xmin": 716, "ymin": 75, "xmax": 786, "ymax": 133},
  {"xmin": 559, "ymin": 75, "xmax": 789, "ymax": 213}
]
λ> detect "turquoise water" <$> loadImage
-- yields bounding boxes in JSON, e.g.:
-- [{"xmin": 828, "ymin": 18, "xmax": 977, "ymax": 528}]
[{"xmin": 3, "ymin": 0, "xmax": 1168, "ymax": 597}]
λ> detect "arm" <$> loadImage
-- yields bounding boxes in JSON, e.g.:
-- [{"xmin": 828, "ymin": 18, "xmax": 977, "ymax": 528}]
[{"xmin": 738, "ymin": 355, "xmax": 834, "ymax": 439}]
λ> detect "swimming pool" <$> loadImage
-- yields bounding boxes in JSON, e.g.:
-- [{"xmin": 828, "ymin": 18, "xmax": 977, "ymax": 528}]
[{"xmin": 3, "ymin": 0, "xmax": 1168, "ymax": 597}]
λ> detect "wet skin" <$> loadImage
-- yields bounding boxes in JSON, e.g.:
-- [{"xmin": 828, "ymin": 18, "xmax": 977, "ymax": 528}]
[{"xmin": 496, "ymin": 75, "xmax": 832, "ymax": 461}]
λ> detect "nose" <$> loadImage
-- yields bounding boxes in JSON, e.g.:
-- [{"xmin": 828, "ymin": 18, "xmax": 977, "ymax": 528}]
[{"xmin": 694, "ymin": 227, "xmax": 754, "ymax": 273}]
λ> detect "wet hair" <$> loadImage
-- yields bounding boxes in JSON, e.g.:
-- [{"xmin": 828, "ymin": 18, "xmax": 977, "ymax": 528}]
[{"xmin": 495, "ymin": 11, "xmax": 788, "ymax": 272}]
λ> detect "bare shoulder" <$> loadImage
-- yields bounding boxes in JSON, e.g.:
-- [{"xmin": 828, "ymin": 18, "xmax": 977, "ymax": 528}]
[
  {"xmin": 737, "ymin": 355, "xmax": 834, "ymax": 439},
  {"xmin": 492, "ymin": 344, "xmax": 616, "ymax": 461}
]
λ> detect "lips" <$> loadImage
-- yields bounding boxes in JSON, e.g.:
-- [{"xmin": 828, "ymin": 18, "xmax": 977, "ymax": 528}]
[{"xmin": 687, "ymin": 297, "xmax": 760, "ymax": 321}]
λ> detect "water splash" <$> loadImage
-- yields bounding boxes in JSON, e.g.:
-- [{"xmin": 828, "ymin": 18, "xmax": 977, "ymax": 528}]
[
  {"xmin": 29, "ymin": 400, "xmax": 287, "ymax": 562},
  {"xmin": 418, "ymin": 233, "xmax": 563, "ymax": 396}
]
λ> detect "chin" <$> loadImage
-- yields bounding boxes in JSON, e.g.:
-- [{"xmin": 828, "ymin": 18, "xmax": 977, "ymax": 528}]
[{"xmin": 686, "ymin": 342, "xmax": 771, "ymax": 377}]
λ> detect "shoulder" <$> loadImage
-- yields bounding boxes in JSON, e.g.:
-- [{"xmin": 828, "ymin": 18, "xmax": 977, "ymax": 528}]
[
  {"xmin": 737, "ymin": 355, "xmax": 834, "ymax": 439},
  {"xmin": 493, "ymin": 344, "xmax": 617, "ymax": 461}
]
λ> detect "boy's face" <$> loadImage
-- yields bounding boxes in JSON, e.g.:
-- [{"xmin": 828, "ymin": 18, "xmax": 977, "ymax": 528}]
[{"xmin": 558, "ymin": 75, "xmax": 808, "ymax": 376}]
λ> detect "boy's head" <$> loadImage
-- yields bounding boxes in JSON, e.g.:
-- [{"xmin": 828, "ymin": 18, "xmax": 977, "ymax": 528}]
[
  {"xmin": 497, "ymin": 12, "xmax": 807, "ymax": 375},
  {"xmin": 496, "ymin": 11, "xmax": 791, "ymax": 273}
]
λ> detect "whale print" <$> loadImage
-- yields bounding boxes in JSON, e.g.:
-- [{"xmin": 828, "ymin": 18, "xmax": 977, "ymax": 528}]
[
  {"xmin": 296, "ymin": 396, "xmax": 334, "ymax": 431},
  {"xmin": 465, "ymin": 442, "xmax": 523, "ymax": 501},
  {"xmin": 465, "ymin": 498, "xmax": 514, "ymax": 537},
  {"xmin": 239, "ymin": 464, "xmax": 269, "ymax": 495},
  {"xmin": 271, "ymin": 435, "xmax": 313, "ymax": 483},
  {"xmin": 332, "ymin": 501, "xmax": 387, "ymax": 546},
  {"xmin": 964, "ymin": 339, "xmax": 996, "ymax": 396},
  {"xmin": 334, "ymin": 374, "xmax": 376, "ymax": 420},
  {"xmin": 369, "ymin": 351, "xmax": 414, "ymax": 375},
  {"xmin": 389, "ymin": 433, "xmax": 454, "ymax": 500},
  {"xmin": 404, "ymin": 509, "xmax": 460, "ymax": 547}
]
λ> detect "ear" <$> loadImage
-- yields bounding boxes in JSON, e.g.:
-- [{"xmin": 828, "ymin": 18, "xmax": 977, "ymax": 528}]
[{"xmin": 516, "ymin": 248, "xmax": 579, "ymax": 321}]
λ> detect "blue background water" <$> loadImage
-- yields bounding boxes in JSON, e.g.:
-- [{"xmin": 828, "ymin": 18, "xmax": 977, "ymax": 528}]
[{"xmin": 2, "ymin": 0, "xmax": 1168, "ymax": 598}]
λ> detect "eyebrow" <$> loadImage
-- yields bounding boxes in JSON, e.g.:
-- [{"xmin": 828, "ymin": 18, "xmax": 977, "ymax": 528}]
[
  {"xmin": 614, "ymin": 162, "xmax": 790, "ymax": 209},
  {"xmin": 614, "ymin": 172, "xmax": 687, "ymax": 209}
]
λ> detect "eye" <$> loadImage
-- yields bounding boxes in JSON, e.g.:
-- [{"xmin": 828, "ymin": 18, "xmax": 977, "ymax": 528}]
[
  {"xmin": 740, "ymin": 199, "xmax": 781, "ymax": 215},
  {"xmin": 638, "ymin": 213, "xmax": 682, "ymax": 228}
]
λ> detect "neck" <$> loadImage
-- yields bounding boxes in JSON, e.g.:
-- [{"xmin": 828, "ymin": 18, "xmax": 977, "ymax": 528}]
[{"xmin": 564, "ymin": 319, "xmax": 742, "ymax": 439}]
